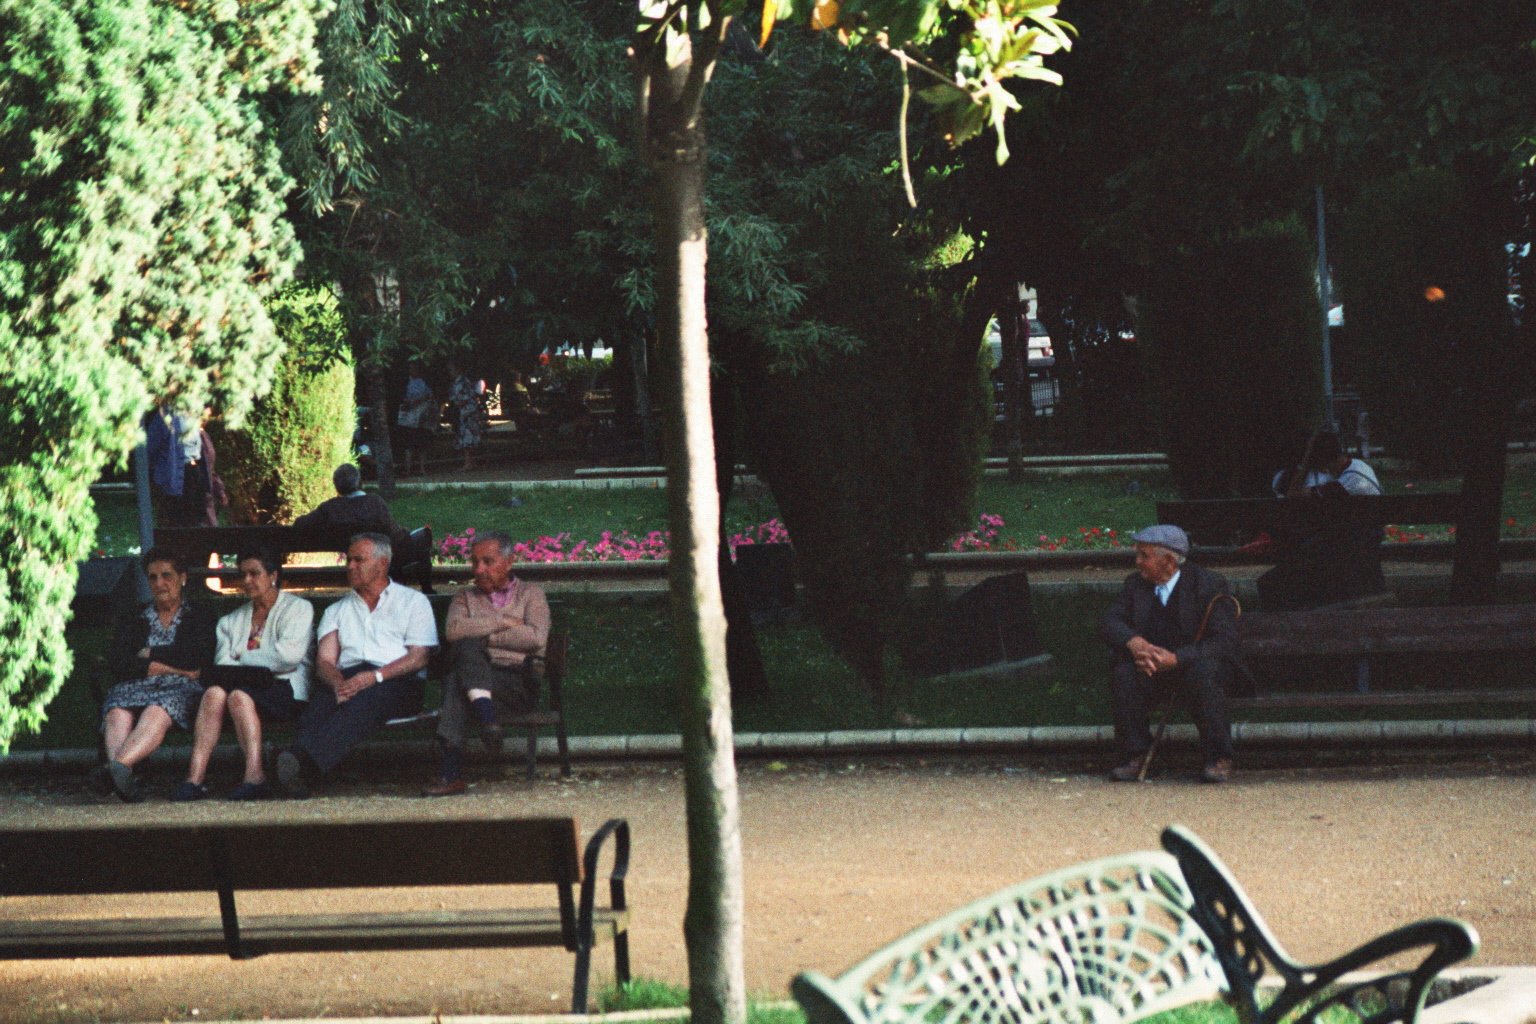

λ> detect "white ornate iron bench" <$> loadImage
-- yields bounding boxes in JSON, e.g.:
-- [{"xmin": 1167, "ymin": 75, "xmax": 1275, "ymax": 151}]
[{"xmin": 792, "ymin": 825, "xmax": 1477, "ymax": 1024}]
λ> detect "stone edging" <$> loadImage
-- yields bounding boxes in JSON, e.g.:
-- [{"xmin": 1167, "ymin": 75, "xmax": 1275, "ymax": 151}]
[{"xmin": 6, "ymin": 719, "xmax": 1534, "ymax": 773}]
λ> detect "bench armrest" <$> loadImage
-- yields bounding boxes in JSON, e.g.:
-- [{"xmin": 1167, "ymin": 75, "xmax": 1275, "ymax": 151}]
[{"xmin": 1162, "ymin": 826, "xmax": 1478, "ymax": 1024}]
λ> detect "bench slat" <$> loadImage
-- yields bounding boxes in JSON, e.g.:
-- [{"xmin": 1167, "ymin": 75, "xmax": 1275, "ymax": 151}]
[
  {"xmin": 0, "ymin": 818, "xmax": 583, "ymax": 896},
  {"xmin": 1158, "ymin": 494, "xmax": 1461, "ymax": 535},
  {"xmin": 1240, "ymin": 605, "xmax": 1536, "ymax": 656},
  {"xmin": 1233, "ymin": 687, "xmax": 1536, "ymax": 710},
  {"xmin": 0, "ymin": 908, "xmax": 628, "ymax": 959}
]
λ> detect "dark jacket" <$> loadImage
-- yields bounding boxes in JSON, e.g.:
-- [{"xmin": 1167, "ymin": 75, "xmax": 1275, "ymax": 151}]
[
  {"xmin": 108, "ymin": 602, "xmax": 218, "ymax": 683},
  {"xmin": 293, "ymin": 494, "xmax": 408, "ymax": 549},
  {"xmin": 1099, "ymin": 562, "xmax": 1238, "ymax": 667}
]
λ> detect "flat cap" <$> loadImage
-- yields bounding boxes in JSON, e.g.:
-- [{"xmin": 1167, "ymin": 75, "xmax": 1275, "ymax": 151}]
[{"xmin": 1131, "ymin": 524, "xmax": 1189, "ymax": 556}]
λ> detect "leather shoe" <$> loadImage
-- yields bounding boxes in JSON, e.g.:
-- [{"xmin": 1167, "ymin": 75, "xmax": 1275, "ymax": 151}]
[
  {"xmin": 1201, "ymin": 758, "xmax": 1234, "ymax": 784},
  {"xmin": 1107, "ymin": 760, "xmax": 1145, "ymax": 782},
  {"xmin": 421, "ymin": 777, "xmax": 467, "ymax": 798}
]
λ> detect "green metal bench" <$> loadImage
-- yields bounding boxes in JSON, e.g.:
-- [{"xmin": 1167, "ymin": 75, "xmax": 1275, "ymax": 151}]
[{"xmin": 792, "ymin": 825, "xmax": 1477, "ymax": 1024}]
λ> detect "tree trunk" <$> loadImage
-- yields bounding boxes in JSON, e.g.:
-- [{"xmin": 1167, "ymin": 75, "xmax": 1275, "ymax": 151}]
[
  {"xmin": 637, "ymin": 13, "xmax": 746, "ymax": 1024},
  {"xmin": 363, "ymin": 363, "xmax": 397, "ymax": 500},
  {"xmin": 1450, "ymin": 173, "xmax": 1529, "ymax": 603}
]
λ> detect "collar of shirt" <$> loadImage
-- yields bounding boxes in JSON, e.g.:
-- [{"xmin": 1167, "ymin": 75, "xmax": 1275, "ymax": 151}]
[
  {"xmin": 487, "ymin": 577, "xmax": 520, "ymax": 611},
  {"xmin": 345, "ymin": 490, "xmax": 367, "ymax": 498},
  {"xmin": 1156, "ymin": 570, "xmax": 1181, "ymax": 606}
]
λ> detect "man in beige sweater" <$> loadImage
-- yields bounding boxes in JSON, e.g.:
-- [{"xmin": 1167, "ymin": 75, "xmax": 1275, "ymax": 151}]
[{"xmin": 422, "ymin": 530, "xmax": 550, "ymax": 796}]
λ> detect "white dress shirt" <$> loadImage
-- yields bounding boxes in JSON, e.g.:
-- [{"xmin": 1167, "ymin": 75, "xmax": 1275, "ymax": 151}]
[{"xmin": 316, "ymin": 582, "xmax": 438, "ymax": 673}]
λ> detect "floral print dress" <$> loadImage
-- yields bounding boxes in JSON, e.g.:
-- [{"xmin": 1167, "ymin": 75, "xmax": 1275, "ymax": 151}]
[
  {"xmin": 449, "ymin": 375, "xmax": 485, "ymax": 451},
  {"xmin": 100, "ymin": 605, "xmax": 205, "ymax": 731}
]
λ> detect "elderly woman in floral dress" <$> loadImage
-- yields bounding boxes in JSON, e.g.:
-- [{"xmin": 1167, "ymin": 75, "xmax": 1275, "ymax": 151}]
[{"xmin": 92, "ymin": 548, "xmax": 216, "ymax": 802}]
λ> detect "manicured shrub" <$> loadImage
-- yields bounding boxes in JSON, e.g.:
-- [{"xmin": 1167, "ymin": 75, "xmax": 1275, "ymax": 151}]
[
  {"xmin": 1140, "ymin": 218, "xmax": 1324, "ymax": 500},
  {"xmin": 213, "ymin": 287, "xmax": 354, "ymax": 524}
]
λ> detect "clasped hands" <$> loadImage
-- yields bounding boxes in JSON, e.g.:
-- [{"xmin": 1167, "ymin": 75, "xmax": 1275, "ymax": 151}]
[
  {"xmin": 333, "ymin": 667, "xmax": 377, "ymax": 703},
  {"xmin": 1126, "ymin": 636, "xmax": 1178, "ymax": 677}
]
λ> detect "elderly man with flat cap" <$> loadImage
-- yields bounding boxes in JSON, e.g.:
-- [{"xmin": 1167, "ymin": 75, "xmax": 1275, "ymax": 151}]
[{"xmin": 1100, "ymin": 524, "xmax": 1238, "ymax": 783}]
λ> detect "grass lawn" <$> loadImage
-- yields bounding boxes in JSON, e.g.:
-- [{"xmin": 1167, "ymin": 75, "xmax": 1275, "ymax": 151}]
[{"xmin": 89, "ymin": 461, "xmax": 1536, "ymax": 559}]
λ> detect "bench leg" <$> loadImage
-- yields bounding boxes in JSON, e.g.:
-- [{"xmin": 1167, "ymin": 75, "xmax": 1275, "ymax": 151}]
[
  {"xmin": 615, "ymin": 930, "xmax": 631, "ymax": 987},
  {"xmin": 1355, "ymin": 657, "xmax": 1371, "ymax": 694},
  {"xmin": 557, "ymin": 718, "xmax": 572, "ymax": 778},
  {"xmin": 525, "ymin": 727, "xmax": 538, "ymax": 781},
  {"xmin": 571, "ymin": 946, "xmax": 592, "ymax": 1013}
]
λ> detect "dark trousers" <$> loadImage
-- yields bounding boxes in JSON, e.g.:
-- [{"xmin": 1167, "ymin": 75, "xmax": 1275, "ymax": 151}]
[
  {"xmin": 1111, "ymin": 657, "xmax": 1234, "ymax": 762},
  {"xmin": 435, "ymin": 639, "xmax": 536, "ymax": 751},
  {"xmin": 294, "ymin": 663, "xmax": 424, "ymax": 775}
]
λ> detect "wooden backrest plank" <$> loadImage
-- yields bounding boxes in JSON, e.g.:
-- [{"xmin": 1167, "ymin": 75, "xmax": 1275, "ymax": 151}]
[
  {"xmin": 155, "ymin": 524, "xmax": 388, "ymax": 559},
  {"xmin": 1241, "ymin": 605, "xmax": 1536, "ymax": 656},
  {"xmin": 0, "ymin": 818, "xmax": 582, "ymax": 897},
  {"xmin": 1157, "ymin": 493, "xmax": 1462, "ymax": 534}
]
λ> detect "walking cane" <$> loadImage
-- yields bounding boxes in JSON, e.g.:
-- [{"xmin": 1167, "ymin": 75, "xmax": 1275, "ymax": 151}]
[{"xmin": 1135, "ymin": 593, "xmax": 1241, "ymax": 782}]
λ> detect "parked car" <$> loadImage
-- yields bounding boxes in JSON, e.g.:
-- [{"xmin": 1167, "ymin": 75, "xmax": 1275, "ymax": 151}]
[
  {"xmin": 983, "ymin": 316, "xmax": 1054, "ymax": 371},
  {"xmin": 983, "ymin": 317, "xmax": 1058, "ymax": 417}
]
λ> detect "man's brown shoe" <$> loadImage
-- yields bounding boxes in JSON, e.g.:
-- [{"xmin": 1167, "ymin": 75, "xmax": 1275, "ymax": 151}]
[
  {"xmin": 1108, "ymin": 760, "xmax": 1145, "ymax": 782},
  {"xmin": 1201, "ymin": 758, "xmax": 1234, "ymax": 784},
  {"xmin": 421, "ymin": 777, "xmax": 467, "ymax": 798}
]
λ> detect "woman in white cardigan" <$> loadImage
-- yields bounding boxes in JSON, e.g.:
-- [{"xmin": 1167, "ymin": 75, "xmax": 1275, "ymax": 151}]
[{"xmin": 174, "ymin": 547, "xmax": 314, "ymax": 801}]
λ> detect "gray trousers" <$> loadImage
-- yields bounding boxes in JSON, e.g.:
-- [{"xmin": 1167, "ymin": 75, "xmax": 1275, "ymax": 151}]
[
  {"xmin": 435, "ymin": 638, "xmax": 537, "ymax": 751},
  {"xmin": 1111, "ymin": 657, "xmax": 1234, "ymax": 762}
]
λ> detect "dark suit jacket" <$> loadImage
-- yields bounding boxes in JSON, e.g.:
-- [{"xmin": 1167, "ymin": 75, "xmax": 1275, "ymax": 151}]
[
  {"xmin": 292, "ymin": 494, "xmax": 408, "ymax": 549},
  {"xmin": 108, "ymin": 602, "xmax": 218, "ymax": 683},
  {"xmin": 1099, "ymin": 562, "xmax": 1238, "ymax": 667}
]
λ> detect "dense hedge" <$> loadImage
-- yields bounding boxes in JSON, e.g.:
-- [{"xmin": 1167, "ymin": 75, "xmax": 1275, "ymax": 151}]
[
  {"xmin": 214, "ymin": 288, "xmax": 355, "ymax": 524},
  {"xmin": 1336, "ymin": 169, "xmax": 1505, "ymax": 472},
  {"xmin": 1140, "ymin": 219, "xmax": 1324, "ymax": 500}
]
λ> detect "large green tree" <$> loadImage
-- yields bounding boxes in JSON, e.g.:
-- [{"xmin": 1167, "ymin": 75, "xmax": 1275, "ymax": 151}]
[{"xmin": 0, "ymin": 0, "xmax": 324, "ymax": 751}]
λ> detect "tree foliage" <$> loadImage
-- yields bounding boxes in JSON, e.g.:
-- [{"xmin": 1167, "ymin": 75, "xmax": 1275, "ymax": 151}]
[{"xmin": 0, "ymin": 0, "xmax": 324, "ymax": 751}]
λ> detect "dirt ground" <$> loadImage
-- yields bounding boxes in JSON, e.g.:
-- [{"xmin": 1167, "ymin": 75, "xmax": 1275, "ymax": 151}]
[{"xmin": 2, "ymin": 749, "xmax": 1535, "ymax": 1023}]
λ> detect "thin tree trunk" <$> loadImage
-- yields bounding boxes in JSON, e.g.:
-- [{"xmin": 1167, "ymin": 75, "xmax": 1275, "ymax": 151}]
[
  {"xmin": 637, "ymin": 12, "xmax": 745, "ymax": 1024},
  {"xmin": 363, "ymin": 363, "xmax": 397, "ymax": 499}
]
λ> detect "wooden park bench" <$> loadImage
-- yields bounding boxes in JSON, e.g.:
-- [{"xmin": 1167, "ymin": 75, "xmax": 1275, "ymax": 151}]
[
  {"xmin": 1235, "ymin": 603, "xmax": 1536, "ymax": 710},
  {"xmin": 155, "ymin": 522, "xmax": 435, "ymax": 592},
  {"xmin": 793, "ymin": 825, "xmax": 1478, "ymax": 1024},
  {"xmin": 0, "ymin": 815, "xmax": 629, "ymax": 1013},
  {"xmin": 1156, "ymin": 492, "xmax": 1463, "ymax": 547}
]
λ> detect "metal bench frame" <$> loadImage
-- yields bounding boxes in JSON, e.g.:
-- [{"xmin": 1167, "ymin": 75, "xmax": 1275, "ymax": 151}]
[{"xmin": 793, "ymin": 825, "xmax": 1477, "ymax": 1024}]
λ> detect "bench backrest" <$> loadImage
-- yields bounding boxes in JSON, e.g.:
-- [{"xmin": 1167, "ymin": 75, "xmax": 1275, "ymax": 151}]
[
  {"xmin": 155, "ymin": 523, "xmax": 385, "ymax": 560},
  {"xmin": 0, "ymin": 817, "xmax": 583, "ymax": 896},
  {"xmin": 1158, "ymin": 493, "xmax": 1461, "ymax": 537},
  {"xmin": 1240, "ymin": 604, "xmax": 1536, "ymax": 656},
  {"xmin": 792, "ymin": 851, "xmax": 1225, "ymax": 1024}
]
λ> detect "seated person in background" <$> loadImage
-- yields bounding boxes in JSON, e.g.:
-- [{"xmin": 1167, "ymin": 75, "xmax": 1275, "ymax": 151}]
[
  {"xmin": 1259, "ymin": 430, "xmax": 1384, "ymax": 610},
  {"xmin": 175, "ymin": 547, "xmax": 314, "ymax": 801},
  {"xmin": 274, "ymin": 533, "xmax": 438, "ymax": 798},
  {"xmin": 92, "ymin": 548, "xmax": 217, "ymax": 802},
  {"xmin": 294, "ymin": 463, "xmax": 408, "ymax": 547},
  {"xmin": 422, "ymin": 531, "xmax": 550, "ymax": 797},
  {"xmin": 1101, "ymin": 526, "xmax": 1238, "ymax": 784},
  {"xmin": 294, "ymin": 462, "xmax": 432, "ymax": 589}
]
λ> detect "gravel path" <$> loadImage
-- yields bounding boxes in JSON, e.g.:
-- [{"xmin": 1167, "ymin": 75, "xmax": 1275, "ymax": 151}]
[{"xmin": 2, "ymin": 751, "xmax": 1534, "ymax": 1023}]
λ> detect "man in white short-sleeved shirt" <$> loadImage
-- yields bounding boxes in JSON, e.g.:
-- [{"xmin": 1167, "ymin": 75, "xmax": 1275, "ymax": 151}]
[{"xmin": 275, "ymin": 533, "xmax": 438, "ymax": 797}]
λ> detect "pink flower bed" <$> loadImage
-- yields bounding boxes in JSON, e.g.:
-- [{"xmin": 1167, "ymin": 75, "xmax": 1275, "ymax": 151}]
[
  {"xmin": 436, "ymin": 518, "xmax": 793, "ymax": 564},
  {"xmin": 436, "ymin": 514, "xmax": 1144, "ymax": 564}
]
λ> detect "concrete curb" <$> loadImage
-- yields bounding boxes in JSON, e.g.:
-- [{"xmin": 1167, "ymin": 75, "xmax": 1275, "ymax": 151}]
[{"xmin": 7, "ymin": 719, "xmax": 1534, "ymax": 773}]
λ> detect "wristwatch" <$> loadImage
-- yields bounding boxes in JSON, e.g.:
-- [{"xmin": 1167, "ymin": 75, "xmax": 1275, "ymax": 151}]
[{"xmin": 373, "ymin": 670, "xmax": 384, "ymax": 684}]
